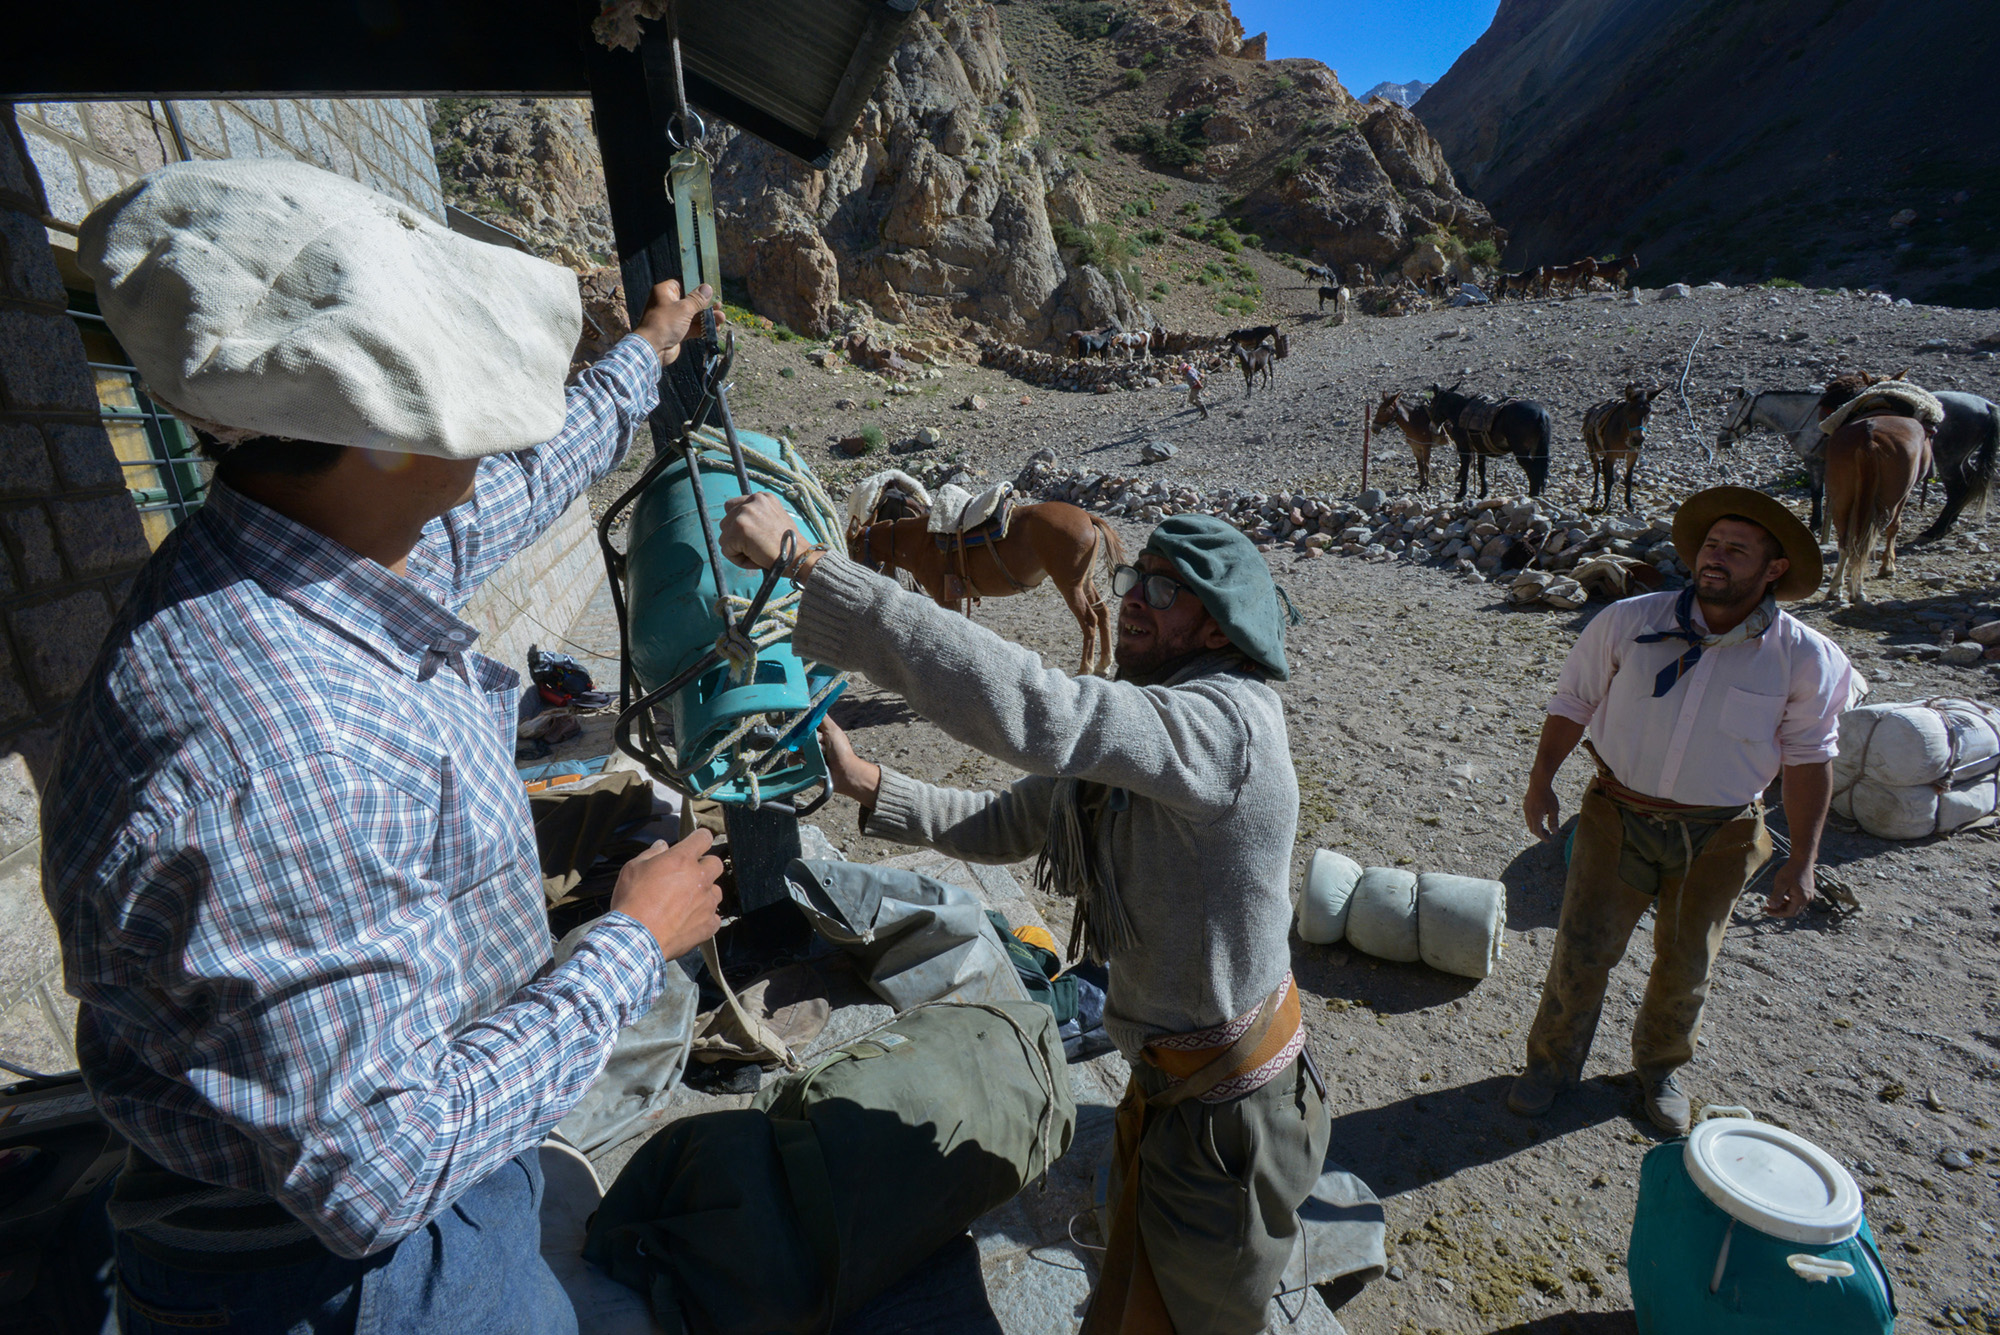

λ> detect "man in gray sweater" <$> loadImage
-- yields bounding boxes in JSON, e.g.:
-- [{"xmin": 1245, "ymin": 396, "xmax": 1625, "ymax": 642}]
[{"xmin": 722, "ymin": 498, "xmax": 1327, "ymax": 1335}]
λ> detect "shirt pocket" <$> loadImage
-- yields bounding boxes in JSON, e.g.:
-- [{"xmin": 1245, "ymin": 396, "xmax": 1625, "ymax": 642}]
[{"xmin": 1719, "ymin": 687, "xmax": 1785, "ymax": 743}]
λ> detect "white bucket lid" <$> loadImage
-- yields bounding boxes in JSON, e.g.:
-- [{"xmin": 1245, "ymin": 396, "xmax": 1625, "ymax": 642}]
[{"xmin": 1683, "ymin": 1118, "xmax": 1862, "ymax": 1245}]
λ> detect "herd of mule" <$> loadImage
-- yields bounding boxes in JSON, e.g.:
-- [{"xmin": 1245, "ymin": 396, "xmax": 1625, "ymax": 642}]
[
  {"xmin": 1372, "ymin": 370, "xmax": 1999, "ymax": 605},
  {"xmin": 1054, "ymin": 250, "xmax": 1996, "ymax": 616}
]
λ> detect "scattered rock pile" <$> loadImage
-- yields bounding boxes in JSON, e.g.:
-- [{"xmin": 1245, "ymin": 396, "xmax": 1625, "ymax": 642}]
[
  {"xmin": 980, "ymin": 341, "xmax": 1201, "ymax": 392},
  {"xmin": 1885, "ymin": 615, "xmax": 2000, "ymax": 672},
  {"xmin": 1014, "ymin": 451, "xmax": 1697, "ymax": 607}
]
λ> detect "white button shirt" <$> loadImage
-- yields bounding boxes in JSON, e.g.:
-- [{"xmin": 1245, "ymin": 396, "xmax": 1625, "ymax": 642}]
[{"xmin": 1547, "ymin": 591, "xmax": 1861, "ymax": 807}]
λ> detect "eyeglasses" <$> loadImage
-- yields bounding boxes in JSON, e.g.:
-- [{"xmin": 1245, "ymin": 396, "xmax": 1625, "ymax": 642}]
[{"xmin": 1111, "ymin": 564, "xmax": 1190, "ymax": 610}]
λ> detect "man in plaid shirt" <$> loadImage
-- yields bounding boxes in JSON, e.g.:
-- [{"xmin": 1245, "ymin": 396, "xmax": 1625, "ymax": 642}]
[{"xmin": 44, "ymin": 159, "xmax": 723, "ymax": 1332}]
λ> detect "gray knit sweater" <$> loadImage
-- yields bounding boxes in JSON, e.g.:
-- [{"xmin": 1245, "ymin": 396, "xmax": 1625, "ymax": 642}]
[{"xmin": 793, "ymin": 553, "xmax": 1298, "ymax": 1059}]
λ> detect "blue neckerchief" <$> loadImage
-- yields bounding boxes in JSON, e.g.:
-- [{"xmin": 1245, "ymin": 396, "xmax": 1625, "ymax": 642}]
[{"xmin": 1633, "ymin": 587, "xmax": 1778, "ymax": 698}]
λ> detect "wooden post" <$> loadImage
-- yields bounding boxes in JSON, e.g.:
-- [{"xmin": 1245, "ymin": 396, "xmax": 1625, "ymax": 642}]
[{"xmin": 1360, "ymin": 393, "xmax": 1372, "ymax": 495}]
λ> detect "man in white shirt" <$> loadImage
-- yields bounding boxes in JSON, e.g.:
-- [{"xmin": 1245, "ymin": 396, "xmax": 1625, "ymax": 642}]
[{"xmin": 1510, "ymin": 487, "xmax": 1859, "ymax": 1132}]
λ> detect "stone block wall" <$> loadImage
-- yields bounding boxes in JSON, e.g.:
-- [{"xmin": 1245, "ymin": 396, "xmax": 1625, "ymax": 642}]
[
  {"xmin": 460, "ymin": 497, "xmax": 605, "ymax": 685},
  {"xmin": 15, "ymin": 97, "xmax": 443, "ymax": 226},
  {"xmin": 0, "ymin": 110, "xmax": 155, "ymax": 1072}
]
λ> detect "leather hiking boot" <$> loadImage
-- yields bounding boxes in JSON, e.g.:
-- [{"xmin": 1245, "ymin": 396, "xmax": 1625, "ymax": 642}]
[
  {"xmin": 1507, "ymin": 1069, "xmax": 1561, "ymax": 1117},
  {"xmin": 1643, "ymin": 1074, "xmax": 1691, "ymax": 1134}
]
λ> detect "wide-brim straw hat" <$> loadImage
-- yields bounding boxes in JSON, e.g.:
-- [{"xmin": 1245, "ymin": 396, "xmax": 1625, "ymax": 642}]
[{"xmin": 1670, "ymin": 486, "xmax": 1822, "ymax": 601}]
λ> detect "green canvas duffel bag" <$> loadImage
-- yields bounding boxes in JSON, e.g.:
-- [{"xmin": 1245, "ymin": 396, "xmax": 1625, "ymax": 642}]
[{"xmin": 583, "ymin": 999, "xmax": 1076, "ymax": 1335}]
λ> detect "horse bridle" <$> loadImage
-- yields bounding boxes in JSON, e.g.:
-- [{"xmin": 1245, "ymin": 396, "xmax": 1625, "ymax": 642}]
[
  {"xmin": 854, "ymin": 518, "xmax": 896, "ymax": 575},
  {"xmin": 1716, "ymin": 391, "xmax": 1758, "ymax": 445}
]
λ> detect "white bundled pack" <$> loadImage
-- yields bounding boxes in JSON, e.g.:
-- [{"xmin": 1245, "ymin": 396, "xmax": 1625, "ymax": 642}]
[{"xmin": 1832, "ymin": 697, "xmax": 2000, "ymax": 839}]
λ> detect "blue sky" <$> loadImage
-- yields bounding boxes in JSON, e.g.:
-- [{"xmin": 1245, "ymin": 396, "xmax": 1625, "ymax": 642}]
[{"xmin": 1227, "ymin": 0, "xmax": 1503, "ymax": 97}]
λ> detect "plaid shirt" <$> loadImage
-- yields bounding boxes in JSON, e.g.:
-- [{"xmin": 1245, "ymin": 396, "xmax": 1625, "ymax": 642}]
[{"xmin": 44, "ymin": 334, "xmax": 668, "ymax": 1259}]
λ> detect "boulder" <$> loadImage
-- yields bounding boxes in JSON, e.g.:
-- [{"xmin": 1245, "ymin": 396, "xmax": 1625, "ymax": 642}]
[
  {"xmin": 1140, "ymin": 441, "xmax": 1179, "ymax": 463},
  {"xmin": 1661, "ymin": 283, "xmax": 1693, "ymax": 300}
]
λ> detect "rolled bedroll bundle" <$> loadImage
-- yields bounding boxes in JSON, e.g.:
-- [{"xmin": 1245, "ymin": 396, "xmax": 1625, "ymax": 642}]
[
  {"xmin": 583, "ymin": 999, "xmax": 1075, "ymax": 1335},
  {"xmin": 1832, "ymin": 697, "xmax": 2000, "ymax": 839},
  {"xmin": 1297, "ymin": 856, "xmax": 1508, "ymax": 979}
]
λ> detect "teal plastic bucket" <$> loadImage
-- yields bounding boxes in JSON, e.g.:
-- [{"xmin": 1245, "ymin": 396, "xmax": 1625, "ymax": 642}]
[
  {"xmin": 623, "ymin": 429, "xmax": 839, "ymax": 803},
  {"xmin": 1628, "ymin": 1129, "xmax": 1894, "ymax": 1335}
]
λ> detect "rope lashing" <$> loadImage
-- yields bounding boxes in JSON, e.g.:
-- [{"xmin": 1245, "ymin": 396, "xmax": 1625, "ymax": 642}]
[{"xmin": 637, "ymin": 427, "xmax": 849, "ymax": 804}]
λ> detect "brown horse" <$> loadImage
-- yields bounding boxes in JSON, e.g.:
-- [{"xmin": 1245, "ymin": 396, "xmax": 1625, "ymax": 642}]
[
  {"xmin": 1582, "ymin": 383, "xmax": 1664, "ymax": 512},
  {"xmin": 1373, "ymin": 390, "xmax": 1448, "ymax": 492},
  {"xmin": 1542, "ymin": 257, "xmax": 1598, "ymax": 297},
  {"xmin": 1821, "ymin": 381, "xmax": 1935, "ymax": 604},
  {"xmin": 849, "ymin": 502, "xmax": 1125, "ymax": 674}
]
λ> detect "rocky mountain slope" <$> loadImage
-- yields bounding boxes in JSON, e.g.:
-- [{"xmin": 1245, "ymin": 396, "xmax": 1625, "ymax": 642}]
[
  {"xmin": 663, "ymin": 0, "xmax": 1504, "ymax": 346},
  {"xmin": 1417, "ymin": 0, "xmax": 2000, "ymax": 305},
  {"xmin": 1361, "ymin": 78, "xmax": 1428, "ymax": 107},
  {"xmin": 426, "ymin": 2, "xmax": 1503, "ymax": 348}
]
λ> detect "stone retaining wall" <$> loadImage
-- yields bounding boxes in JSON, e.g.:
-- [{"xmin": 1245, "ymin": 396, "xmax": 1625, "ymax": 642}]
[{"xmin": 460, "ymin": 498, "xmax": 605, "ymax": 685}]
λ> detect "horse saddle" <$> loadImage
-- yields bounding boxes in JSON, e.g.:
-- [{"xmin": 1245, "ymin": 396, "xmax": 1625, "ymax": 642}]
[
  {"xmin": 1818, "ymin": 381, "xmax": 1945, "ymax": 435},
  {"xmin": 1455, "ymin": 398, "xmax": 1512, "ymax": 451},
  {"xmin": 930, "ymin": 483, "xmax": 1016, "ymax": 550}
]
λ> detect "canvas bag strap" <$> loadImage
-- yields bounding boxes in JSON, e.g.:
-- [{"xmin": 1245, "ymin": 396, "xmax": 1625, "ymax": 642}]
[{"xmin": 771, "ymin": 1118, "xmax": 844, "ymax": 1335}]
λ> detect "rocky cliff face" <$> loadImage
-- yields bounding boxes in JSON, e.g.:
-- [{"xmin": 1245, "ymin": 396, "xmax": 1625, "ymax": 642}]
[
  {"xmin": 1418, "ymin": 0, "xmax": 2000, "ymax": 303},
  {"xmin": 426, "ymin": 99, "xmax": 634, "ymax": 369},
  {"xmin": 1235, "ymin": 97, "xmax": 1497, "ymax": 272},
  {"xmin": 429, "ymin": 98, "xmax": 615, "ymax": 269},
  {"xmin": 701, "ymin": 0, "xmax": 1145, "ymax": 343}
]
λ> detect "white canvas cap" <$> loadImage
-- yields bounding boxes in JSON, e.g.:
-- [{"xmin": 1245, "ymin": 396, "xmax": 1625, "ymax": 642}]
[{"xmin": 77, "ymin": 158, "xmax": 584, "ymax": 460}]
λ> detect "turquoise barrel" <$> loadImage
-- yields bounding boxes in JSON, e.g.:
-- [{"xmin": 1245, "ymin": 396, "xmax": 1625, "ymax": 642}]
[
  {"xmin": 1627, "ymin": 1123, "xmax": 1894, "ymax": 1335},
  {"xmin": 623, "ymin": 430, "xmax": 840, "ymax": 803}
]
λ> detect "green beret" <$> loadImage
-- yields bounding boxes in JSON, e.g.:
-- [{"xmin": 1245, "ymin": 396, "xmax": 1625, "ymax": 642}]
[{"xmin": 1143, "ymin": 514, "xmax": 1296, "ymax": 680}]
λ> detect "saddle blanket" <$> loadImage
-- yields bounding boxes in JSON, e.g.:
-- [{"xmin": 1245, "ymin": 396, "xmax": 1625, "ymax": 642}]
[
  {"xmin": 846, "ymin": 469, "xmax": 934, "ymax": 529},
  {"xmin": 928, "ymin": 481, "xmax": 1014, "ymax": 535},
  {"xmin": 1819, "ymin": 380, "xmax": 1945, "ymax": 435}
]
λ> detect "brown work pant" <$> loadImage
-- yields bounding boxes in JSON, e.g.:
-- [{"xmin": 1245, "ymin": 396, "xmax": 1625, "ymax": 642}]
[{"xmin": 1523, "ymin": 783, "xmax": 1771, "ymax": 1085}]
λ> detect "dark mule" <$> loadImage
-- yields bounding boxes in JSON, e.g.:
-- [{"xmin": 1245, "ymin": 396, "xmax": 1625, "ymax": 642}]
[
  {"xmin": 1068, "ymin": 328, "xmax": 1117, "ymax": 360},
  {"xmin": 1235, "ymin": 344, "xmax": 1276, "ymax": 395},
  {"xmin": 1582, "ymin": 383, "xmax": 1664, "ymax": 511},
  {"xmin": 1913, "ymin": 391, "xmax": 2000, "ymax": 543},
  {"xmin": 1542, "ymin": 257, "xmax": 1597, "ymax": 297},
  {"xmin": 1225, "ymin": 324, "xmax": 1281, "ymax": 353},
  {"xmin": 1595, "ymin": 253, "xmax": 1641, "ymax": 289},
  {"xmin": 1304, "ymin": 263, "xmax": 1335, "ymax": 284},
  {"xmin": 1428, "ymin": 384, "xmax": 1554, "ymax": 500}
]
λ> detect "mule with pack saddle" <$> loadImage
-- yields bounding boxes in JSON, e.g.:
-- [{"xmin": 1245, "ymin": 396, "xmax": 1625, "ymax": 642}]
[
  {"xmin": 1427, "ymin": 383, "xmax": 1555, "ymax": 500},
  {"xmin": 845, "ymin": 478, "xmax": 1125, "ymax": 675},
  {"xmin": 1717, "ymin": 376, "xmax": 1999, "ymax": 544}
]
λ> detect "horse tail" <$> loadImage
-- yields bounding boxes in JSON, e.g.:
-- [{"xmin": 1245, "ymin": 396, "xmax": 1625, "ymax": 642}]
[
  {"xmin": 1523, "ymin": 400, "xmax": 1554, "ymax": 493},
  {"xmin": 1089, "ymin": 513, "xmax": 1126, "ymax": 581},
  {"xmin": 1831, "ymin": 425, "xmax": 1887, "ymax": 574}
]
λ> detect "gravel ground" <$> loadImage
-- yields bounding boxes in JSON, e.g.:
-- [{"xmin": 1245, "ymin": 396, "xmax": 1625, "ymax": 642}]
[{"xmin": 609, "ymin": 282, "xmax": 2000, "ymax": 1332}]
